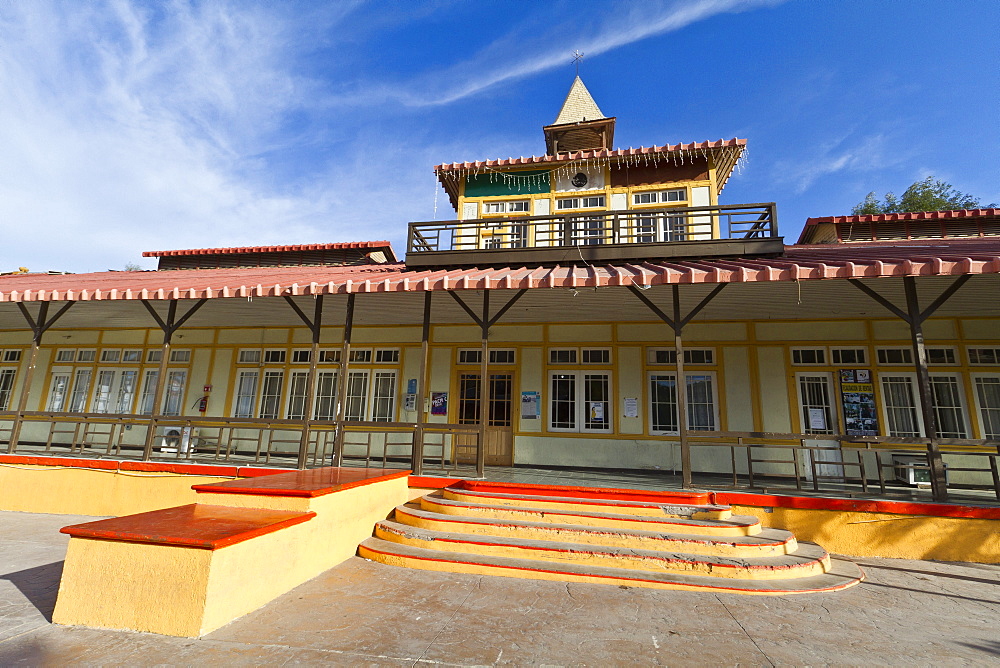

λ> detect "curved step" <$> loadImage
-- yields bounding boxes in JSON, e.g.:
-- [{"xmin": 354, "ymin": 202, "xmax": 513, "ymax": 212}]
[
  {"xmin": 394, "ymin": 504, "xmax": 796, "ymax": 557},
  {"xmin": 375, "ymin": 520, "xmax": 827, "ymax": 579},
  {"xmin": 442, "ymin": 487, "xmax": 732, "ymax": 520},
  {"xmin": 358, "ymin": 537, "xmax": 865, "ymax": 595},
  {"xmin": 420, "ymin": 495, "xmax": 762, "ymax": 536}
]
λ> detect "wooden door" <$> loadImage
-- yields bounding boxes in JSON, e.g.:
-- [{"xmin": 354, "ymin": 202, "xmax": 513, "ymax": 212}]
[{"xmin": 455, "ymin": 373, "xmax": 514, "ymax": 466}]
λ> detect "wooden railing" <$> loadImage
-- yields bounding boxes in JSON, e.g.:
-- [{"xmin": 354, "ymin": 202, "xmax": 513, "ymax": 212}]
[
  {"xmin": 0, "ymin": 411, "xmax": 484, "ymax": 476},
  {"xmin": 407, "ymin": 203, "xmax": 778, "ymax": 254}
]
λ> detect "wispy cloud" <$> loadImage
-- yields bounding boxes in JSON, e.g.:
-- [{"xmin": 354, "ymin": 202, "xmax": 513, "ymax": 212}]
[
  {"xmin": 327, "ymin": 0, "xmax": 785, "ymax": 108},
  {"xmin": 773, "ymin": 133, "xmax": 914, "ymax": 194}
]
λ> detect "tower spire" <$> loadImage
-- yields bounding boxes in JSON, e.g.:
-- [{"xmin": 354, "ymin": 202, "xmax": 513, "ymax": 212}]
[{"xmin": 543, "ymin": 73, "xmax": 615, "ymax": 155}]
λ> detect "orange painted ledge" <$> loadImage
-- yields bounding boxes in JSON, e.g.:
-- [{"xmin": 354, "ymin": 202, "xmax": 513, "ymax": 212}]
[
  {"xmin": 714, "ymin": 491, "xmax": 1000, "ymax": 520},
  {"xmin": 0, "ymin": 454, "xmax": 294, "ymax": 479},
  {"xmin": 193, "ymin": 467, "xmax": 410, "ymax": 498},
  {"xmin": 60, "ymin": 503, "xmax": 315, "ymax": 550}
]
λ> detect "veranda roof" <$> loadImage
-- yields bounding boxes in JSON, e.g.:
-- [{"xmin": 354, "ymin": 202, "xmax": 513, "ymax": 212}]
[{"xmin": 2, "ymin": 238, "xmax": 998, "ymax": 304}]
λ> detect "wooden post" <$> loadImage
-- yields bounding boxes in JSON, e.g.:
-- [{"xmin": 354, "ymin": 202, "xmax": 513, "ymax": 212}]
[
  {"xmin": 412, "ymin": 292, "xmax": 432, "ymax": 475},
  {"xmin": 478, "ymin": 290, "xmax": 490, "ymax": 478},
  {"xmin": 283, "ymin": 295, "xmax": 323, "ymax": 470},
  {"xmin": 8, "ymin": 301, "xmax": 74, "ymax": 453},
  {"xmin": 903, "ymin": 277, "xmax": 948, "ymax": 501},
  {"xmin": 671, "ymin": 285, "xmax": 691, "ymax": 488},
  {"xmin": 332, "ymin": 294, "xmax": 355, "ymax": 467},
  {"xmin": 140, "ymin": 299, "xmax": 207, "ymax": 462}
]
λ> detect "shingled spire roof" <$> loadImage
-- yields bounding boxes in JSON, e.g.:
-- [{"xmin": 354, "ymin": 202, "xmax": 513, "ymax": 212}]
[
  {"xmin": 544, "ymin": 76, "xmax": 616, "ymax": 155},
  {"xmin": 553, "ymin": 76, "xmax": 606, "ymax": 124}
]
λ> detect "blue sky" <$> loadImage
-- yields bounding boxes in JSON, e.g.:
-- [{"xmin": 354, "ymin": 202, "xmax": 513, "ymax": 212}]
[{"xmin": 1, "ymin": 0, "xmax": 997, "ymax": 273}]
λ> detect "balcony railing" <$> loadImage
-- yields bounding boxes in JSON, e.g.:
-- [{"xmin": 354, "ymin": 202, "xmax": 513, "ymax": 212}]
[{"xmin": 406, "ymin": 203, "xmax": 778, "ymax": 257}]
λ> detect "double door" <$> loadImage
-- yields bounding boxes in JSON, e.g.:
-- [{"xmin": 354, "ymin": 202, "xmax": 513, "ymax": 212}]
[{"xmin": 455, "ymin": 373, "xmax": 514, "ymax": 466}]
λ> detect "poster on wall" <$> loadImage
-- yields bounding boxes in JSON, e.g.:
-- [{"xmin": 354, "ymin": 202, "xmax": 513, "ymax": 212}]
[
  {"xmin": 521, "ymin": 391, "xmax": 539, "ymax": 419},
  {"xmin": 839, "ymin": 369, "xmax": 878, "ymax": 436},
  {"xmin": 431, "ymin": 392, "xmax": 448, "ymax": 416}
]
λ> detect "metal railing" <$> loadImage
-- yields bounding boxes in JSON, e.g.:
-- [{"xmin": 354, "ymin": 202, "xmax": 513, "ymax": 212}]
[
  {"xmin": 407, "ymin": 203, "xmax": 778, "ymax": 254},
  {"xmin": 0, "ymin": 411, "xmax": 484, "ymax": 477}
]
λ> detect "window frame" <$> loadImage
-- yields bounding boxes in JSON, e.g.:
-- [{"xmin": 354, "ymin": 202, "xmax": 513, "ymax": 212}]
[
  {"xmin": 547, "ymin": 370, "xmax": 612, "ymax": 434},
  {"xmin": 647, "ymin": 371, "xmax": 719, "ymax": 436}
]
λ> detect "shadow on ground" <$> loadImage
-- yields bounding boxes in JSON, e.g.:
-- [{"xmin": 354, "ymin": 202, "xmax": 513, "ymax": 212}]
[{"xmin": 1, "ymin": 561, "xmax": 64, "ymax": 622}]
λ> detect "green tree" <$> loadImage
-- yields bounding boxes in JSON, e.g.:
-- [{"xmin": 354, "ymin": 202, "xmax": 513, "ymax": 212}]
[{"xmin": 851, "ymin": 177, "xmax": 992, "ymax": 215}]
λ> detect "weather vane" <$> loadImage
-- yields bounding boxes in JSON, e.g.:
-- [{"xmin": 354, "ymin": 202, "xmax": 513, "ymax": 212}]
[{"xmin": 572, "ymin": 50, "xmax": 584, "ymax": 76}]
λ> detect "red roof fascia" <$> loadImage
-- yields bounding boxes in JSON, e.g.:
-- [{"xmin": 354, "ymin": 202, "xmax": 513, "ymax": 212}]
[
  {"xmin": 2, "ymin": 240, "xmax": 1000, "ymax": 303},
  {"xmin": 798, "ymin": 208, "xmax": 1000, "ymax": 243},
  {"xmin": 434, "ymin": 138, "xmax": 746, "ymax": 172},
  {"xmin": 142, "ymin": 240, "xmax": 394, "ymax": 258}
]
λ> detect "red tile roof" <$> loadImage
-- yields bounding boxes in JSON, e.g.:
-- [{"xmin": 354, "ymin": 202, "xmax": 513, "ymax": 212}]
[
  {"xmin": 433, "ymin": 138, "xmax": 746, "ymax": 172},
  {"xmin": 2, "ymin": 238, "xmax": 998, "ymax": 303},
  {"xmin": 142, "ymin": 240, "xmax": 394, "ymax": 257},
  {"xmin": 798, "ymin": 208, "xmax": 1000, "ymax": 243}
]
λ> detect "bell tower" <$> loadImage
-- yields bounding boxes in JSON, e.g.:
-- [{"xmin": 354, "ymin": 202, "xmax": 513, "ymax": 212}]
[{"xmin": 542, "ymin": 76, "xmax": 616, "ymax": 155}]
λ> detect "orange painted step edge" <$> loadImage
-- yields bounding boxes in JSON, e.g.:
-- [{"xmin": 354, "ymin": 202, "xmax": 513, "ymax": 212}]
[
  {"xmin": 713, "ymin": 491, "xmax": 1000, "ymax": 520},
  {"xmin": 452, "ymin": 480, "xmax": 712, "ymax": 505}
]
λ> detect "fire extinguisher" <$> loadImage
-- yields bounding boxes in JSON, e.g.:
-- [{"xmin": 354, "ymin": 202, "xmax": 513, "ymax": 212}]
[{"xmin": 197, "ymin": 395, "xmax": 209, "ymax": 413}]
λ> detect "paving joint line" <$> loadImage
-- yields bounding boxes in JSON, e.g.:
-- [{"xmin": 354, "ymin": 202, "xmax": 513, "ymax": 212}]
[{"xmin": 715, "ymin": 594, "xmax": 776, "ymax": 668}]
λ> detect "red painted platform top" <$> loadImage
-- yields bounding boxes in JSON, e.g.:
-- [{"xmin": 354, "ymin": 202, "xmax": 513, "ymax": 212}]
[
  {"xmin": 60, "ymin": 504, "xmax": 315, "ymax": 550},
  {"xmin": 192, "ymin": 466, "xmax": 410, "ymax": 498}
]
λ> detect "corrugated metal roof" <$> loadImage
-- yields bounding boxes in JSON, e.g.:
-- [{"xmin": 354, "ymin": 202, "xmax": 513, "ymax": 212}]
[
  {"xmin": 2, "ymin": 239, "xmax": 998, "ymax": 303},
  {"xmin": 142, "ymin": 241, "xmax": 394, "ymax": 258},
  {"xmin": 433, "ymin": 139, "xmax": 746, "ymax": 172}
]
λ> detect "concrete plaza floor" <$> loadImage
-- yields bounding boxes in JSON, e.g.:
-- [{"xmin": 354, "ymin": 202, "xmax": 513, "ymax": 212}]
[{"xmin": 0, "ymin": 510, "xmax": 998, "ymax": 666}]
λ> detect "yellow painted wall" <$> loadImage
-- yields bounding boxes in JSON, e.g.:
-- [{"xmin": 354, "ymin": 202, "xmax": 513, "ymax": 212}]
[
  {"xmin": 756, "ymin": 321, "xmax": 867, "ymax": 341},
  {"xmin": 756, "ymin": 346, "xmax": 792, "ymax": 432},
  {"xmin": 547, "ymin": 324, "xmax": 613, "ymax": 343},
  {"xmin": 961, "ymin": 318, "xmax": 1000, "ymax": 340},
  {"xmin": 723, "ymin": 346, "xmax": 754, "ymax": 431},
  {"xmin": 617, "ymin": 346, "xmax": 644, "ymax": 435},
  {"xmin": 0, "ymin": 465, "xmax": 230, "ymax": 516},
  {"xmin": 872, "ymin": 318, "xmax": 956, "ymax": 340},
  {"xmin": 518, "ymin": 347, "xmax": 543, "ymax": 433},
  {"xmin": 735, "ymin": 504, "xmax": 1000, "ymax": 563}
]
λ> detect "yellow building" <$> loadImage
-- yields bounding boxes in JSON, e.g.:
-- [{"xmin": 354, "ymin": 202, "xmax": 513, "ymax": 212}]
[{"xmin": 1, "ymin": 78, "xmax": 999, "ymax": 504}]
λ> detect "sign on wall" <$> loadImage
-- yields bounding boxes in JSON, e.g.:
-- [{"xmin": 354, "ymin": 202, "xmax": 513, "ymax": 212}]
[
  {"xmin": 839, "ymin": 369, "xmax": 878, "ymax": 436},
  {"xmin": 521, "ymin": 391, "xmax": 539, "ymax": 419}
]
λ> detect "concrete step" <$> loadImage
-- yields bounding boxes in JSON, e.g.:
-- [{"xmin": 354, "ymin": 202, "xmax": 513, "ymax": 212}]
[
  {"xmin": 374, "ymin": 520, "xmax": 827, "ymax": 579},
  {"xmin": 420, "ymin": 494, "xmax": 762, "ymax": 536},
  {"xmin": 393, "ymin": 504, "xmax": 796, "ymax": 557},
  {"xmin": 441, "ymin": 487, "xmax": 733, "ymax": 520},
  {"xmin": 358, "ymin": 537, "xmax": 865, "ymax": 595}
]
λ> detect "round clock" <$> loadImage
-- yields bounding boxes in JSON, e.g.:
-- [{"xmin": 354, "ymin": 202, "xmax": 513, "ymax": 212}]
[{"xmin": 571, "ymin": 172, "xmax": 588, "ymax": 188}]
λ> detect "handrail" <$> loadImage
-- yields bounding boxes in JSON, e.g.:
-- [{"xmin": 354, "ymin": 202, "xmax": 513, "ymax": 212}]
[{"xmin": 406, "ymin": 202, "xmax": 778, "ymax": 254}]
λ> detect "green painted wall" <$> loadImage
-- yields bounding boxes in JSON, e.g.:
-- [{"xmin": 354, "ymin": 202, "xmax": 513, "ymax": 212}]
[{"xmin": 464, "ymin": 170, "xmax": 550, "ymax": 197}]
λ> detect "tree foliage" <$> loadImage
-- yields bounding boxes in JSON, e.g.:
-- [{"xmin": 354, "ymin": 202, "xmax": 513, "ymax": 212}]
[{"xmin": 851, "ymin": 177, "xmax": 993, "ymax": 215}]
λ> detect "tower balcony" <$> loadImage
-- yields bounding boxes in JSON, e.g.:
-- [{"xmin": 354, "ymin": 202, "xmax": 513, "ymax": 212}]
[{"xmin": 405, "ymin": 203, "xmax": 782, "ymax": 267}]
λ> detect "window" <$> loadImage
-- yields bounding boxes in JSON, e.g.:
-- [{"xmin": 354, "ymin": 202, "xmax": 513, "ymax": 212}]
[
  {"xmin": 169, "ymin": 349, "xmax": 191, "ymax": 363},
  {"xmin": 458, "ymin": 349, "xmax": 515, "ymax": 365},
  {"xmin": 797, "ymin": 374, "xmax": 835, "ymax": 435},
  {"xmin": 881, "ymin": 375, "xmax": 919, "ymax": 437},
  {"xmin": 632, "ymin": 189, "xmax": 685, "ymax": 205},
  {"xmin": 877, "ymin": 348, "xmax": 913, "ymax": 365},
  {"xmin": 136, "ymin": 369, "xmax": 187, "ymax": 416},
  {"xmin": 973, "ymin": 376, "xmax": 1000, "ymax": 438},
  {"xmin": 969, "ymin": 348, "xmax": 1000, "ymax": 365},
  {"xmin": 877, "ymin": 347, "xmax": 956, "ymax": 365},
  {"xmin": 649, "ymin": 348, "xmax": 715, "ymax": 365},
  {"xmin": 2, "ymin": 350, "xmax": 22, "ymax": 363},
  {"xmin": 549, "ymin": 349, "xmax": 578, "ymax": 364},
  {"xmin": 76, "ymin": 350, "xmax": 96, "ymax": 363},
  {"xmin": 68, "ymin": 369, "xmax": 92, "ymax": 411},
  {"xmin": 238, "ymin": 350, "xmax": 261, "ymax": 364},
  {"xmin": 91, "ymin": 369, "xmax": 140, "ymax": 414},
  {"xmin": 483, "ymin": 200, "xmax": 529, "ymax": 214},
  {"xmin": 56, "ymin": 350, "xmax": 75, "ymax": 363},
  {"xmin": 147, "ymin": 350, "xmax": 163, "ymax": 363},
  {"xmin": 258, "ymin": 370, "xmax": 284, "ymax": 419},
  {"xmin": 314, "ymin": 371, "xmax": 338, "ymax": 420},
  {"xmin": 832, "ymin": 348, "xmax": 867, "ymax": 365},
  {"xmin": 344, "ymin": 370, "xmax": 397, "ymax": 421},
  {"xmin": 581, "ymin": 349, "xmax": 610, "ymax": 365},
  {"xmin": 46, "ymin": 372, "xmax": 71, "ymax": 411},
  {"xmin": 556, "ymin": 196, "xmax": 605, "ymax": 210},
  {"xmin": 634, "ymin": 213, "xmax": 686, "ymax": 243},
  {"xmin": 286, "ymin": 371, "xmax": 309, "ymax": 419},
  {"xmin": 0, "ymin": 369, "xmax": 16, "ymax": 410},
  {"xmin": 880, "ymin": 373, "xmax": 968, "ymax": 438},
  {"xmin": 349, "ymin": 349, "xmax": 372, "ymax": 363},
  {"xmin": 549, "ymin": 372, "xmax": 611, "ymax": 432},
  {"xmin": 792, "ymin": 348, "xmax": 826, "ymax": 365},
  {"xmin": 375, "ymin": 349, "xmax": 400, "ymax": 363},
  {"xmin": 233, "ymin": 371, "xmax": 259, "ymax": 418},
  {"xmin": 263, "ymin": 350, "xmax": 285, "ymax": 364},
  {"xmin": 292, "ymin": 349, "xmax": 312, "ymax": 363},
  {"xmin": 100, "ymin": 350, "xmax": 121, "ymax": 363},
  {"xmin": 458, "ymin": 374, "xmax": 513, "ymax": 426},
  {"xmin": 122, "ymin": 349, "xmax": 142, "ymax": 363},
  {"xmin": 319, "ymin": 350, "xmax": 341, "ymax": 363},
  {"xmin": 649, "ymin": 373, "xmax": 717, "ymax": 434}
]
